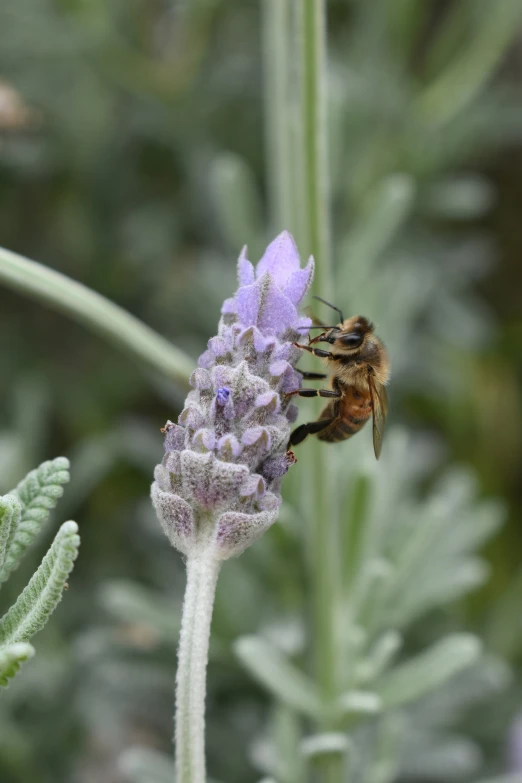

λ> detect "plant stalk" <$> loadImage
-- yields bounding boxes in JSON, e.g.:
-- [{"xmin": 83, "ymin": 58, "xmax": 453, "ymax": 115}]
[
  {"xmin": 297, "ymin": 7, "xmax": 342, "ymax": 783},
  {"xmin": 175, "ymin": 548, "xmax": 221, "ymax": 782},
  {"xmin": 297, "ymin": 0, "xmax": 337, "ymax": 696},
  {"xmin": 0, "ymin": 246, "xmax": 193, "ymax": 388},
  {"xmin": 299, "ymin": 0, "xmax": 331, "ymax": 285},
  {"xmin": 262, "ymin": 0, "xmax": 294, "ymax": 235}
]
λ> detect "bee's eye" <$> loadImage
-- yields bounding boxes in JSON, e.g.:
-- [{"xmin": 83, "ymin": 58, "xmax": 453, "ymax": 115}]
[{"xmin": 340, "ymin": 332, "xmax": 363, "ymax": 348}]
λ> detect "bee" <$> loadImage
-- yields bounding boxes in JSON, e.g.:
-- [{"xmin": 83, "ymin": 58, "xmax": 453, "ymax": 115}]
[{"xmin": 287, "ymin": 297, "xmax": 390, "ymax": 459}]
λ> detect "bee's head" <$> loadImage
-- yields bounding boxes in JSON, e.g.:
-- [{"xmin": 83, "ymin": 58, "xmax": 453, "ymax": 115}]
[{"xmin": 318, "ymin": 316, "xmax": 374, "ymax": 351}]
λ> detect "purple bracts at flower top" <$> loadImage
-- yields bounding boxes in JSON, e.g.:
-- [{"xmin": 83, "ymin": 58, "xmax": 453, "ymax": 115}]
[{"xmin": 151, "ymin": 232, "xmax": 314, "ymax": 559}]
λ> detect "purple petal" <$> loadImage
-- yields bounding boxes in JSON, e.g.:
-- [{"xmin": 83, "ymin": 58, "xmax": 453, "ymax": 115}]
[
  {"xmin": 192, "ymin": 429, "xmax": 216, "ymax": 452},
  {"xmin": 162, "ymin": 422, "xmax": 185, "ymax": 452},
  {"xmin": 216, "ymin": 387, "xmax": 231, "ymax": 406},
  {"xmin": 280, "ymin": 368, "xmax": 301, "ymax": 394},
  {"xmin": 221, "ymin": 297, "xmax": 236, "ymax": 315},
  {"xmin": 282, "ymin": 257, "xmax": 315, "ymax": 306},
  {"xmin": 241, "ymin": 427, "xmax": 272, "ymax": 449},
  {"xmin": 255, "ymin": 391, "xmax": 280, "ymax": 413},
  {"xmin": 259, "ymin": 452, "xmax": 297, "ymax": 482},
  {"xmin": 237, "ymin": 246, "xmax": 255, "ymax": 286},
  {"xmin": 258, "ymin": 277, "xmax": 298, "ymax": 334},
  {"xmin": 198, "ymin": 350, "xmax": 215, "ymax": 369},
  {"xmin": 216, "ymin": 434, "xmax": 243, "ymax": 460},
  {"xmin": 240, "ymin": 474, "xmax": 266, "ymax": 498},
  {"xmin": 216, "ymin": 507, "xmax": 279, "ymax": 559},
  {"xmin": 208, "ymin": 336, "xmax": 228, "ymax": 357},
  {"xmin": 256, "ymin": 231, "xmax": 301, "ymax": 287},
  {"xmin": 213, "ymin": 365, "xmax": 235, "ymax": 389},
  {"xmin": 190, "ymin": 368, "xmax": 212, "ymax": 391},
  {"xmin": 269, "ymin": 360, "xmax": 291, "ymax": 378},
  {"xmin": 151, "ymin": 484, "xmax": 196, "ymax": 554},
  {"xmin": 286, "ymin": 403, "xmax": 299, "ymax": 422},
  {"xmin": 235, "ymin": 282, "xmax": 261, "ymax": 326}
]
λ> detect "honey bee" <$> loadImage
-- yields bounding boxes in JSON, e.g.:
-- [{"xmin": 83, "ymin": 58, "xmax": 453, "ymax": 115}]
[{"xmin": 287, "ymin": 297, "xmax": 390, "ymax": 459}]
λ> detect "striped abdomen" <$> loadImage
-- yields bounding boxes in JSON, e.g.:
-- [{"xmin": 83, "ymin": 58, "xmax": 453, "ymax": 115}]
[{"xmin": 317, "ymin": 385, "xmax": 372, "ymax": 443}]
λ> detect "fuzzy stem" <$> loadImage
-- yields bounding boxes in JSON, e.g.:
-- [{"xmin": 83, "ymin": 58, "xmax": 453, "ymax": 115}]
[
  {"xmin": 262, "ymin": 0, "xmax": 294, "ymax": 235},
  {"xmin": 298, "ymin": 0, "xmax": 337, "ymax": 689},
  {"xmin": 175, "ymin": 548, "xmax": 221, "ymax": 782},
  {"xmin": 297, "ymin": 4, "xmax": 340, "ymax": 781},
  {"xmin": 299, "ymin": 0, "xmax": 331, "ymax": 284},
  {"xmin": 0, "ymin": 246, "xmax": 193, "ymax": 388}
]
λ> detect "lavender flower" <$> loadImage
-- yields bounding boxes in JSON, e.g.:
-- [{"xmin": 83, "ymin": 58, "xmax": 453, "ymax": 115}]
[{"xmin": 151, "ymin": 231, "xmax": 314, "ymax": 559}]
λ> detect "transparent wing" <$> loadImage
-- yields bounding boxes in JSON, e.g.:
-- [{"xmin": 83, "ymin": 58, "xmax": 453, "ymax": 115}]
[{"xmin": 369, "ymin": 375, "xmax": 388, "ymax": 460}]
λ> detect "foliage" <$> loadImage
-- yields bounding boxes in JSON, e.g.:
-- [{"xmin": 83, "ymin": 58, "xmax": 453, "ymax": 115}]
[{"xmin": 0, "ymin": 459, "xmax": 79, "ymax": 689}]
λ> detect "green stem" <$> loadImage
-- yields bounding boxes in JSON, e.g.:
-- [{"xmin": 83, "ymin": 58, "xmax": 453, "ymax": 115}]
[
  {"xmin": 299, "ymin": 0, "xmax": 331, "ymax": 286},
  {"xmin": 175, "ymin": 548, "xmax": 221, "ymax": 782},
  {"xmin": 0, "ymin": 246, "xmax": 193, "ymax": 388},
  {"xmin": 262, "ymin": 0, "xmax": 294, "ymax": 234},
  {"xmin": 297, "ymin": 0, "xmax": 339, "ymax": 757}
]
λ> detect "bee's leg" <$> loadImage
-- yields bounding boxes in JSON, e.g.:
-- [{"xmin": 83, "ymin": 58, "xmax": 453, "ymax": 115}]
[
  {"xmin": 288, "ymin": 418, "xmax": 335, "ymax": 447},
  {"xmin": 286, "ymin": 389, "xmax": 341, "ymax": 399},
  {"xmin": 299, "ymin": 371, "xmax": 327, "ymax": 380},
  {"xmin": 294, "ymin": 343, "xmax": 333, "ymax": 359},
  {"xmin": 293, "ymin": 343, "xmax": 346, "ymax": 361}
]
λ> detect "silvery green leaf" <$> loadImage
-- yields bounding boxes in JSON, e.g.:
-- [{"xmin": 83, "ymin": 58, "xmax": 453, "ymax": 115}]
[
  {"xmin": 337, "ymin": 690, "xmax": 382, "ymax": 717},
  {"xmin": 2, "ymin": 457, "xmax": 70, "ymax": 581},
  {"xmin": 300, "ymin": 732, "xmax": 351, "ymax": 759},
  {"xmin": 235, "ymin": 635, "xmax": 323, "ymax": 719},
  {"xmin": 388, "ymin": 557, "xmax": 489, "ymax": 627},
  {"xmin": 355, "ymin": 632, "xmax": 403, "ymax": 685},
  {"xmin": 375, "ymin": 634, "xmax": 482, "ymax": 708},
  {"xmin": 0, "ymin": 642, "xmax": 34, "ymax": 688},
  {"xmin": 0, "ymin": 494, "xmax": 22, "ymax": 577},
  {"xmin": 0, "ymin": 521, "xmax": 79, "ymax": 646}
]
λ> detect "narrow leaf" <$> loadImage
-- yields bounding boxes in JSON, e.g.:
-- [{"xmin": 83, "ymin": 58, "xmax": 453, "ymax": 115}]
[
  {"xmin": 0, "ymin": 245, "xmax": 193, "ymax": 388},
  {"xmin": 337, "ymin": 690, "xmax": 382, "ymax": 717},
  {"xmin": 375, "ymin": 634, "xmax": 482, "ymax": 707},
  {"xmin": 0, "ymin": 521, "xmax": 80, "ymax": 646},
  {"xmin": 355, "ymin": 631, "xmax": 402, "ymax": 685},
  {"xmin": 300, "ymin": 733, "xmax": 350, "ymax": 759},
  {"xmin": 0, "ymin": 642, "xmax": 34, "ymax": 687},
  {"xmin": 235, "ymin": 635, "xmax": 323, "ymax": 718},
  {"xmin": 2, "ymin": 457, "xmax": 70, "ymax": 581},
  {"xmin": 0, "ymin": 494, "xmax": 22, "ymax": 575}
]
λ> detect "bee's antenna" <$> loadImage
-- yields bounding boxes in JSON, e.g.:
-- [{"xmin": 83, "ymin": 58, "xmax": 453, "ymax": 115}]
[{"xmin": 312, "ymin": 296, "xmax": 344, "ymax": 323}]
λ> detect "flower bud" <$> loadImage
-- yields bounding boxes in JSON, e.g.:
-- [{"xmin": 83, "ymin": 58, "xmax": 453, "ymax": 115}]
[{"xmin": 151, "ymin": 232, "xmax": 314, "ymax": 559}]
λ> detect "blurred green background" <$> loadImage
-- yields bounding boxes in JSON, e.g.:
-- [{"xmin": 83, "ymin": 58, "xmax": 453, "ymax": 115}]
[{"xmin": 0, "ymin": 1, "xmax": 521, "ymax": 782}]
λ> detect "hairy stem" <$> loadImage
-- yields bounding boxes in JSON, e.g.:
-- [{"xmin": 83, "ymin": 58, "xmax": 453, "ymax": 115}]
[
  {"xmin": 297, "ymin": 4, "xmax": 340, "ymax": 780},
  {"xmin": 262, "ymin": 0, "xmax": 294, "ymax": 235},
  {"xmin": 175, "ymin": 548, "xmax": 221, "ymax": 782},
  {"xmin": 0, "ymin": 246, "xmax": 193, "ymax": 388},
  {"xmin": 299, "ymin": 0, "xmax": 331, "ymax": 283}
]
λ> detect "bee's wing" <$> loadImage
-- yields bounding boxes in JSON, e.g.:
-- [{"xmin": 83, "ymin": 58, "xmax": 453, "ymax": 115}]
[{"xmin": 369, "ymin": 375, "xmax": 388, "ymax": 460}]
